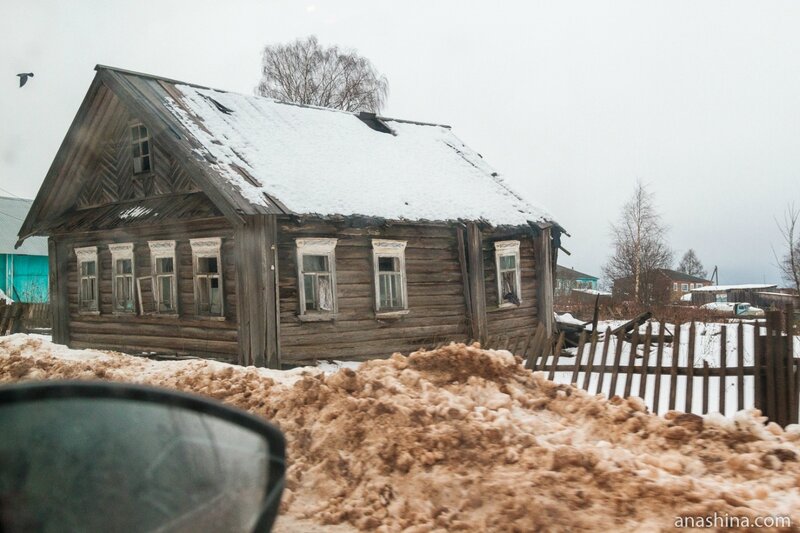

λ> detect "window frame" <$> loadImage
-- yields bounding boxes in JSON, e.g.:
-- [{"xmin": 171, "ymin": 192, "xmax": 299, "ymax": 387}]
[
  {"xmin": 495, "ymin": 240, "xmax": 522, "ymax": 309},
  {"xmin": 130, "ymin": 122, "xmax": 153, "ymax": 175},
  {"xmin": 673, "ymin": 282, "xmax": 678, "ymax": 292},
  {"xmin": 109, "ymin": 243, "xmax": 135, "ymax": 315},
  {"xmin": 190, "ymin": 238, "xmax": 224, "ymax": 319},
  {"xmin": 145, "ymin": 240, "xmax": 177, "ymax": 316},
  {"xmin": 681, "ymin": 283, "xmax": 689, "ymax": 292},
  {"xmin": 296, "ymin": 238, "xmax": 338, "ymax": 321},
  {"xmin": 372, "ymin": 239, "xmax": 409, "ymax": 317},
  {"xmin": 76, "ymin": 246, "xmax": 99, "ymax": 315}
]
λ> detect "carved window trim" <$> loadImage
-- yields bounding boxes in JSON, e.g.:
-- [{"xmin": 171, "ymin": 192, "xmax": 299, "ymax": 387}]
[
  {"xmin": 146, "ymin": 240, "xmax": 177, "ymax": 315},
  {"xmin": 76, "ymin": 246, "xmax": 99, "ymax": 314},
  {"xmin": 372, "ymin": 240, "xmax": 408, "ymax": 316},
  {"xmin": 109, "ymin": 243, "xmax": 135, "ymax": 315},
  {"xmin": 495, "ymin": 240, "xmax": 522, "ymax": 309},
  {"xmin": 190, "ymin": 238, "xmax": 224, "ymax": 319},
  {"xmin": 296, "ymin": 238, "xmax": 337, "ymax": 320}
]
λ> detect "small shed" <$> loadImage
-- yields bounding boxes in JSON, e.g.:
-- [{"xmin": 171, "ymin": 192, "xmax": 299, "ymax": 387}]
[
  {"xmin": 0, "ymin": 197, "xmax": 48, "ymax": 302},
  {"xmin": 689, "ymin": 284, "xmax": 778, "ymax": 305}
]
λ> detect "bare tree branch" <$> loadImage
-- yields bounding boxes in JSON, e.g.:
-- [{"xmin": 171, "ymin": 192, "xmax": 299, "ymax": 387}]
[
  {"xmin": 776, "ymin": 203, "xmax": 800, "ymax": 294},
  {"xmin": 256, "ymin": 36, "xmax": 389, "ymax": 113}
]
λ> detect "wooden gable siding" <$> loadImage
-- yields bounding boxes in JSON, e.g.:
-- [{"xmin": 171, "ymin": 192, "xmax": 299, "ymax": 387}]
[
  {"xmin": 75, "ymin": 87, "xmax": 198, "ymax": 209},
  {"xmin": 58, "ymin": 218, "xmax": 238, "ymax": 361},
  {"xmin": 276, "ymin": 220, "xmax": 470, "ymax": 363},
  {"xmin": 482, "ymin": 230, "xmax": 539, "ymax": 340}
]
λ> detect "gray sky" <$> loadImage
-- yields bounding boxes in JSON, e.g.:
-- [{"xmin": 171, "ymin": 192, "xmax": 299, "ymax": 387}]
[{"xmin": 3, "ymin": 0, "xmax": 799, "ymax": 285}]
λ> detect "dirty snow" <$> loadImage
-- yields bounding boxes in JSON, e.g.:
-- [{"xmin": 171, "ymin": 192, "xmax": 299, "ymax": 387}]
[
  {"xmin": 2, "ymin": 335, "xmax": 800, "ymax": 531},
  {"xmin": 163, "ymin": 84, "xmax": 553, "ymax": 227}
]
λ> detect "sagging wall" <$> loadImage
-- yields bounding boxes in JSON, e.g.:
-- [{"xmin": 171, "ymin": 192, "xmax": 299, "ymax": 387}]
[
  {"xmin": 56, "ymin": 219, "xmax": 239, "ymax": 361},
  {"xmin": 276, "ymin": 219, "xmax": 472, "ymax": 364}
]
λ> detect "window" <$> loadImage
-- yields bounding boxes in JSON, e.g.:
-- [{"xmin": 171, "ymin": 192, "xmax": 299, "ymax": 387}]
[
  {"xmin": 673, "ymin": 282, "xmax": 678, "ymax": 292},
  {"xmin": 109, "ymin": 243, "xmax": 135, "ymax": 313},
  {"xmin": 76, "ymin": 247, "xmax": 98, "ymax": 313},
  {"xmin": 147, "ymin": 241, "xmax": 177, "ymax": 314},
  {"xmin": 372, "ymin": 240, "xmax": 408, "ymax": 313},
  {"xmin": 296, "ymin": 238, "xmax": 337, "ymax": 317},
  {"xmin": 130, "ymin": 123, "xmax": 152, "ymax": 174},
  {"xmin": 495, "ymin": 240, "xmax": 522, "ymax": 307},
  {"xmin": 681, "ymin": 283, "xmax": 689, "ymax": 291},
  {"xmin": 191, "ymin": 238, "xmax": 223, "ymax": 317}
]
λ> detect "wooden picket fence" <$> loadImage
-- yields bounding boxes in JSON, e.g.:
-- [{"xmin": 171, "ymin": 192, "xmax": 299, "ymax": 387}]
[
  {"xmin": 0, "ymin": 301, "xmax": 51, "ymax": 336},
  {"xmin": 487, "ymin": 310, "xmax": 800, "ymax": 426}
]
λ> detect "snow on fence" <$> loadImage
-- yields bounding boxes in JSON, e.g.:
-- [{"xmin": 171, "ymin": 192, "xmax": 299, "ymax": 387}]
[
  {"xmin": 492, "ymin": 311, "xmax": 800, "ymax": 426},
  {"xmin": 0, "ymin": 301, "xmax": 51, "ymax": 335}
]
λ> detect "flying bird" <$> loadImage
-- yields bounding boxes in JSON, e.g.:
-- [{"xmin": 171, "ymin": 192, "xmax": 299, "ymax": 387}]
[{"xmin": 16, "ymin": 73, "xmax": 34, "ymax": 87}]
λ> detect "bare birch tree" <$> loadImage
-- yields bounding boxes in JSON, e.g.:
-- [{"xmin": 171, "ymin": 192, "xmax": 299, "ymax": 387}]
[
  {"xmin": 776, "ymin": 204, "xmax": 800, "ymax": 294},
  {"xmin": 603, "ymin": 182, "xmax": 673, "ymax": 303},
  {"xmin": 256, "ymin": 36, "xmax": 389, "ymax": 113},
  {"xmin": 677, "ymin": 249, "xmax": 707, "ymax": 279}
]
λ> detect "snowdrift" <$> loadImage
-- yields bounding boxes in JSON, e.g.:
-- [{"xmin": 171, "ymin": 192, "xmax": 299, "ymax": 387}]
[{"xmin": 2, "ymin": 335, "xmax": 800, "ymax": 531}]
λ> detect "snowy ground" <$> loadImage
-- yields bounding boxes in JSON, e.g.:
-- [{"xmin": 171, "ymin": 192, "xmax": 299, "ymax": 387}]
[
  {"xmin": 2, "ymin": 334, "xmax": 800, "ymax": 530},
  {"xmin": 546, "ymin": 319, "xmax": 800, "ymax": 417}
]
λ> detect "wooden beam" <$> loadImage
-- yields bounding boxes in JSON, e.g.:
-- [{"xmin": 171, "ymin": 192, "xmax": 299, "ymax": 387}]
[
  {"xmin": 534, "ymin": 227, "xmax": 554, "ymax": 338},
  {"xmin": 465, "ymin": 222, "xmax": 487, "ymax": 344},
  {"xmin": 234, "ymin": 215, "xmax": 280, "ymax": 368},
  {"xmin": 456, "ymin": 225, "xmax": 474, "ymax": 339},
  {"xmin": 48, "ymin": 238, "xmax": 70, "ymax": 345}
]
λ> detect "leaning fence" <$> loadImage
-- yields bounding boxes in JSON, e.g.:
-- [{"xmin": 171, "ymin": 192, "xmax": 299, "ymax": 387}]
[{"xmin": 486, "ymin": 310, "xmax": 800, "ymax": 427}]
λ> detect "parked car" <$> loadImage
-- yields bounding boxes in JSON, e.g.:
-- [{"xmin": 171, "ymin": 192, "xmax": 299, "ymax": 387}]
[{"xmin": 700, "ymin": 302, "xmax": 765, "ymax": 317}]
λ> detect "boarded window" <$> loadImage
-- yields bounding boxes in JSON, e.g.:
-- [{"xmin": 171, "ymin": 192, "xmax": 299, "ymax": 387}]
[
  {"xmin": 296, "ymin": 238, "xmax": 337, "ymax": 316},
  {"xmin": 131, "ymin": 123, "xmax": 152, "ymax": 174},
  {"xmin": 495, "ymin": 241, "xmax": 521, "ymax": 307},
  {"xmin": 372, "ymin": 240, "xmax": 407, "ymax": 312},
  {"xmin": 191, "ymin": 238, "xmax": 223, "ymax": 317}
]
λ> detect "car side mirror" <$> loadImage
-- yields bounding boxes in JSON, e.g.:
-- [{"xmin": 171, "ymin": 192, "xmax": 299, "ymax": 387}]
[{"xmin": 0, "ymin": 381, "xmax": 285, "ymax": 533}]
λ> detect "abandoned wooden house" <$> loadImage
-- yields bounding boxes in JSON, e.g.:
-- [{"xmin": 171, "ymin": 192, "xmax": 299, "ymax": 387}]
[{"xmin": 17, "ymin": 65, "xmax": 562, "ymax": 368}]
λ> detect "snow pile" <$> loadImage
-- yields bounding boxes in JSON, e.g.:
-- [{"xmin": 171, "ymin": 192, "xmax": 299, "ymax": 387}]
[
  {"xmin": 164, "ymin": 84, "xmax": 553, "ymax": 227},
  {"xmin": 0, "ymin": 289, "xmax": 11, "ymax": 304},
  {"xmin": 2, "ymin": 335, "xmax": 800, "ymax": 531}
]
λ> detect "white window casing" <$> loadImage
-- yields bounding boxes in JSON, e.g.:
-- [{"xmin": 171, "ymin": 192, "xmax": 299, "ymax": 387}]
[
  {"xmin": 190, "ymin": 238, "xmax": 224, "ymax": 318},
  {"xmin": 296, "ymin": 238, "xmax": 337, "ymax": 318},
  {"xmin": 372, "ymin": 239, "xmax": 408, "ymax": 315},
  {"xmin": 109, "ymin": 243, "xmax": 135, "ymax": 314},
  {"xmin": 76, "ymin": 246, "xmax": 99, "ymax": 314},
  {"xmin": 130, "ymin": 123, "xmax": 152, "ymax": 174},
  {"xmin": 681, "ymin": 283, "xmax": 689, "ymax": 291},
  {"xmin": 495, "ymin": 240, "xmax": 522, "ymax": 308},
  {"xmin": 147, "ymin": 240, "xmax": 177, "ymax": 315},
  {"xmin": 673, "ymin": 282, "xmax": 678, "ymax": 292}
]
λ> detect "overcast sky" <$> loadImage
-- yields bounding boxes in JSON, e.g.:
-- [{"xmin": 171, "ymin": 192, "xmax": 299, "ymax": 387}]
[{"xmin": 3, "ymin": 0, "xmax": 799, "ymax": 285}]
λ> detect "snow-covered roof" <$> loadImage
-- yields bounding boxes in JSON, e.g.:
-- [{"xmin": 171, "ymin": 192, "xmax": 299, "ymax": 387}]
[
  {"xmin": 162, "ymin": 83, "xmax": 554, "ymax": 227},
  {"xmin": 692, "ymin": 284, "xmax": 777, "ymax": 292}
]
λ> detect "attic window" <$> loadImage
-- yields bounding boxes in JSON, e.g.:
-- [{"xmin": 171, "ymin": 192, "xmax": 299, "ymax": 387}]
[
  {"xmin": 131, "ymin": 123, "xmax": 152, "ymax": 174},
  {"xmin": 495, "ymin": 240, "xmax": 522, "ymax": 308}
]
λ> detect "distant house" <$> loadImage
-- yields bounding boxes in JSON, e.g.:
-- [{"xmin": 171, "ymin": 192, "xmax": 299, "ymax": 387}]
[
  {"xmin": 17, "ymin": 65, "xmax": 563, "ymax": 368},
  {"xmin": 613, "ymin": 268, "xmax": 711, "ymax": 303},
  {"xmin": 0, "ymin": 197, "xmax": 48, "ymax": 302},
  {"xmin": 555, "ymin": 266, "xmax": 598, "ymax": 297}
]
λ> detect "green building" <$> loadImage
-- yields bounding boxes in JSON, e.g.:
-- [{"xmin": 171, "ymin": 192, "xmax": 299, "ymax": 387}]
[{"xmin": 0, "ymin": 197, "xmax": 48, "ymax": 302}]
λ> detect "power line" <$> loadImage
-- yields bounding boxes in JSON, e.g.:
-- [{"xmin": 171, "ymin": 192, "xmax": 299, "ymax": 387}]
[
  {"xmin": 0, "ymin": 210, "xmax": 25, "ymax": 222},
  {"xmin": 0, "ymin": 186, "xmax": 23, "ymax": 199}
]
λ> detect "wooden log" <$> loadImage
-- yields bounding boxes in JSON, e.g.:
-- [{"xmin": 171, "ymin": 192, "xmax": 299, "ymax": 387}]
[
  {"xmin": 570, "ymin": 330, "xmax": 587, "ymax": 385},
  {"xmin": 736, "ymin": 320, "xmax": 758, "ymax": 411},
  {"xmin": 668, "ymin": 322, "xmax": 682, "ymax": 411},
  {"xmin": 753, "ymin": 320, "xmax": 763, "ymax": 415},
  {"xmin": 582, "ymin": 329, "xmax": 599, "ymax": 391},
  {"xmin": 686, "ymin": 322, "xmax": 696, "ymax": 413},
  {"xmin": 623, "ymin": 327, "xmax": 639, "ymax": 398},
  {"xmin": 594, "ymin": 327, "xmax": 612, "ymax": 396},
  {"xmin": 719, "ymin": 325, "xmax": 727, "ymax": 416},
  {"xmin": 608, "ymin": 330, "xmax": 625, "ymax": 398},
  {"xmin": 702, "ymin": 361, "xmax": 710, "ymax": 414},
  {"xmin": 547, "ymin": 332, "xmax": 565, "ymax": 381},
  {"xmin": 465, "ymin": 222, "xmax": 488, "ymax": 344},
  {"xmin": 652, "ymin": 324, "xmax": 666, "ymax": 415},
  {"xmin": 638, "ymin": 323, "xmax": 653, "ymax": 400},
  {"xmin": 538, "ymin": 334, "xmax": 554, "ymax": 372}
]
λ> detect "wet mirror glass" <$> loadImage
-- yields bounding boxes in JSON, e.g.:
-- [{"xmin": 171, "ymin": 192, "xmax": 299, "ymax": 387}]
[{"xmin": 0, "ymin": 397, "xmax": 271, "ymax": 533}]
